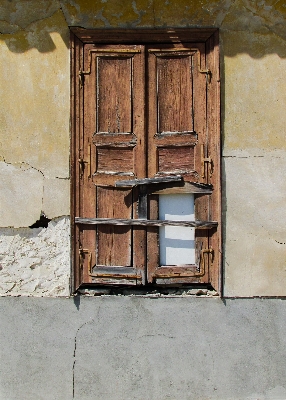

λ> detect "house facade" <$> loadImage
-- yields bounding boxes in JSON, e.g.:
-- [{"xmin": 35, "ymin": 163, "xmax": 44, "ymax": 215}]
[{"xmin": 1, "ymin": 1, "xmax": 286, "ymax": 399}]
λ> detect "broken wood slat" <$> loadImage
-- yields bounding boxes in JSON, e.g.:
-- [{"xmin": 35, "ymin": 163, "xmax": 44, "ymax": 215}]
[
  {"xmin": 151, "ymin": 181, "xmax": 213, "ymax": 194},
  {"xmin": 90, "ymin": 266, "xmax": 142, "ymax": 279},
  {"xmin": 115, "ymin": 175, "xmax": 182, "ymax": 187},
  {"xmin": 75, "ymin": 217, "xmax": 217, "ymax": 228}
]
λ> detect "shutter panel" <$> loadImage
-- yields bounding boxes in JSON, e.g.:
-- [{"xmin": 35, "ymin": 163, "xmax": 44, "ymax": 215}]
[
  {"xmin": 147, "ymin": 43, "xmax": 213, "ymax": 285},
  {"xmin": 72, "ymin": 29, "xmax": 221, "ymax": 292},
  {"xmin": 77, "ymin": 44, "xmax": 146, "ymax": 286}
]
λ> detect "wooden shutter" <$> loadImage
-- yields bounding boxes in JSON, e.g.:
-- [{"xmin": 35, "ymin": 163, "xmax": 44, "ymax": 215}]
[
  {"xmin": 74, "ymin": 43, "xmax": 146, "ymax": 286},
  {"xmin": 71, "ymin": 29, "xmax": 221, "ymax": 293},
  {"xmin": 146, "ymin": 43, "xmax": 219, "ymax": 287}
]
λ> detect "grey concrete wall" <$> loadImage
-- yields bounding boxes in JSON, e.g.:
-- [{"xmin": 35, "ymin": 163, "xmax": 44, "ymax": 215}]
[{"xmin": 1, "ymin": 296, "xmax": 286, "ymax": 400}]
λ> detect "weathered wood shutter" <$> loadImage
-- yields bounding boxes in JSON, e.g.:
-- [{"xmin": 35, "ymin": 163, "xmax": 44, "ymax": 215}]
[
  {"xmin": 71, "ymin": 29, "xmax": 221, "ymax": 293},
  {"xmin": 146, "ymin": 43, "xmax": 217, "ymax": 286},
  {"xmin": 75, "ymin": 43, "xmax": 146, "ymax": 285}
]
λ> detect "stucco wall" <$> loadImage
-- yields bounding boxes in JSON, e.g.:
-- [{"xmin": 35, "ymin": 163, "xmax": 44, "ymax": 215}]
[
  {"xmin": 0, "ymin": 0, "xmax": 286, "ymax": 296},
  {"xmin": 1, "ymin": 296, "xmax": 286, "ymax": 400}
]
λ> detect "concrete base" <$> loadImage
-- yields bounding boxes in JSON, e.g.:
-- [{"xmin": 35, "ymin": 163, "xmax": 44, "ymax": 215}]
[{"xmin": 1, "ymin": 297, "xmax": 286, "ymax": 400}]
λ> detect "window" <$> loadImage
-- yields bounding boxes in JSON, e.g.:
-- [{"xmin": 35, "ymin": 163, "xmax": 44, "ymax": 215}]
[{"xmin": 70, "ymin": 28, "xmax": 221, "ymax": 293}]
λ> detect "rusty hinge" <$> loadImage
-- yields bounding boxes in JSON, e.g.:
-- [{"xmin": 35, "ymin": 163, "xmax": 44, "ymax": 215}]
[
  {"xmin": 201, "ymin": 144, "xmax": 213, "ymax": 179},
  {"xmin": 79, "ymin": 247, "xmax": 92, "ymax": 273},
  {"xmin": 78, "ymin": 144, "xmax": 91, "ymax": 178},
  {"xmin": 79, "ymin": 69, "xmax": 84, "ymax": 88},
  {"xmin": 199, "ymin": 68, "xmax": 211, "ymax": 84},
  {"xmin": 198, "ymin": 248, "xmax": 214, "ymax": 276}
]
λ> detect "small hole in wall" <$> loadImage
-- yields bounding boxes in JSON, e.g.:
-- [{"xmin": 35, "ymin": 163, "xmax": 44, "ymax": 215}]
[{"xmin": 29, "ymin": 213, "xmax": 51, "ymax": 229}]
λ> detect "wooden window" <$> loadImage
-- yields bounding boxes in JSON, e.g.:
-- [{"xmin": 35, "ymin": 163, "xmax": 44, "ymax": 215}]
[{"xmin": 70, "ymin": 28, "xmax": 221, "ymax": 293}]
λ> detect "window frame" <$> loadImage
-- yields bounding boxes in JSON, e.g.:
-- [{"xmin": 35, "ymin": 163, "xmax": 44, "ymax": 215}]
[{"xmin": 70, "ymin": 28, "xmax": 221, "ymax": 294}]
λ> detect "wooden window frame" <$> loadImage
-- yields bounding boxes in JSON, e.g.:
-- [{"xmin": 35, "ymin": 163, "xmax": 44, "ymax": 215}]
[{"xmin": 70, "ymin": 28, "xmax": 221, "ymax": 294}]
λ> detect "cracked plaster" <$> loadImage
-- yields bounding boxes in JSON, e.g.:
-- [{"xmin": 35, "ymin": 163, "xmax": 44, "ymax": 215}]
[{"xmin": 0, "ymin": 0, "xmax": 286, "ymax": 296}]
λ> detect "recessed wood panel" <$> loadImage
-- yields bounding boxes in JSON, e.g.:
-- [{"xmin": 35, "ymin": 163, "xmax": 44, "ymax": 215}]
[
  {"xmin": 97, "ymin": 187, "xmax": 132, "ymax": 267},
  {"xmin": 97, "ymin": 148, "xmax": 133, "ymax": 173},
  {"xmin": 158, "ymin": 146, "xmax": 194, "ymax": 173},
  {"xmin": 157, "ymin": 55, "xmax": 193, "ymax": 133},
  {"xmin": 97, "ymin": 56, "xmax": 132, "ymax": 133}
]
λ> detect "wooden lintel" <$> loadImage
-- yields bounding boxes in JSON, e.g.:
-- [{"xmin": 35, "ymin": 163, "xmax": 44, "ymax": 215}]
[{"xmin": 75, "ymin": 217, "xmax": 218, "ymax": 228}]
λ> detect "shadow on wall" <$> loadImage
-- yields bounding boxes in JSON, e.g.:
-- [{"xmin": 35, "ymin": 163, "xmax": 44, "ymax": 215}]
[{"xmin": 1, "ymin": 0, "xmax": 286, "ymax": 58}]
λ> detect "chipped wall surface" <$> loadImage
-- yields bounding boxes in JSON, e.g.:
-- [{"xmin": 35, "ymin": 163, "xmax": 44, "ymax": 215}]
[
  {"xmin": 0, "ymin": 1, "xmax": 286, "ymax": 296},
  {"xmin": 0, "ymin": 217, "xmax": 70, "ymax": 296}
]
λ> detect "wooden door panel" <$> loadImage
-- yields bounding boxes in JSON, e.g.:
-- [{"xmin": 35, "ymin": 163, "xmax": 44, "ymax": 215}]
[
  {"xmin": 78, "ymin": 44, "xmax": 146, "ymax": 285},
  {"xmin": 96, "ymin": 187, "xmax": 132, "ymax": 267},
  {"xmin": 157, "ymin": 54, "xmax": 193, "ymax": 133},
  {"xmin": 147, "ymin": 44, "xmax": 206, "ymax": 184},
  {"xmin": 147, "ymin": 43, "xmax": 210, "ymax": 284},
  {"xmin": 97, "ymin": 56, "xmax": 132, "ymax": 133}
]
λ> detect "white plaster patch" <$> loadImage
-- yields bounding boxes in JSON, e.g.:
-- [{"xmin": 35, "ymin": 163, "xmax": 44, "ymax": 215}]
[
  {"xmin": 223, "ymin": 151, "xmax": 286, "ymax": 296},
  {"xmin": 0, "ymin": 216, "xmax": 70, "ymax": 297},
  {"xmin": 42, "ymin": 176, "xmax": 70, "ymax": 219}
]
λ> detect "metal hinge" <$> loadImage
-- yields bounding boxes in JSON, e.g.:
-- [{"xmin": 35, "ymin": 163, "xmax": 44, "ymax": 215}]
[
  {"xmin": 199, "ymin": 68, "xmax": 212, "ymax": 84},
  {"xmin": 79, "ymin": 69, "xmax": 84, "ymax": 88},
  {"xmin": 78, "ymin": 144, "xmax": 91, "ymax": 178},
  {"xmin": 201, "ymin": 144, "xmax": 213, "ymax": 179},
  {"xmin": 79, "ymin": 247, "xmax": 92, "ymax": 273},
  {"xmin": 199, "ymin": 248, "xmax": 214, "ymax": 275}
]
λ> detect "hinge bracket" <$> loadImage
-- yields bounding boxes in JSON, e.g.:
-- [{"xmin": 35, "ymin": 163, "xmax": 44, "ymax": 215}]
[
  {"xmin": 78, "ymin": 144, "xmax": 91, "ymax": 178},
  {"xmin": 199, "ymin": 68, "xmax": 212, "ymax": 84},
  {"xmin": 198, "ymin": 248, "xmax": 214, "ymax": 276},
  {"xmin": 201, "ymin": 144, "xmax": 213, "ymax": 179},
  {"xmin": 79, "ymin": 247, "xmax": 92, "ymax": 273}
]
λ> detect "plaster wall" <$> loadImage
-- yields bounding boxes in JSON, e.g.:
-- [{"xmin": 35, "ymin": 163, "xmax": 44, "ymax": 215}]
[
  {"xmin": 1, "ymin": 296, "xmax": 286, "ymax": 400},
  {"xmin": 0, "ymin": 0, "xmax": 286, "ymax": 296}
]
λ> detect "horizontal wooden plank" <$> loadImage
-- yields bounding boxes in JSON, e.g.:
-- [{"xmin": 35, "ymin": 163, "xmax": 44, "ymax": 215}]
[
  {"xmin": 154, "ymin": 266, "xmax": 199, "ymax": 278},
  {"xmin": 90, "ymin": 266, "xmax": 142, "ymax": 279},
  {"xmin": 91, "ymin": 277, "xmax": 137, "ymax": 285},
  {"xmin": 70, "ymin": 28, "xmax": 217, "ymax": 44},
  {"xmin": 75, "ymin": 217, "xmax": 218, "ymax": 228},
  {"xmin": 115, "ymin": 175, "xmax": 182, "ymax": 187}
]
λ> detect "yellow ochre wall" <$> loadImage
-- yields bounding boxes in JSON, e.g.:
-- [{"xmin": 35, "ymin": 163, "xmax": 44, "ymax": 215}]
[{"xmin": 0, "ymin": 0, "xmax": 286, "ymax": 296}]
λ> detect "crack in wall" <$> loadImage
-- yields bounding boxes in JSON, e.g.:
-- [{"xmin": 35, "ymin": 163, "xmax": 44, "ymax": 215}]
[
  {"xmin": 0, "ymin": 158, "xmax": 70, "ymax": 226},
  {"xmin": 72, "ymin": 315, "xmax": 97, "ymax": 398}
]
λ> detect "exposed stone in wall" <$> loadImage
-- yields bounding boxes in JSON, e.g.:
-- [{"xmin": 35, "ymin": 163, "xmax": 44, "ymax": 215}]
[{"xmin": 0, "ymin": 217, "xmax": 70, "ymax": 296}]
